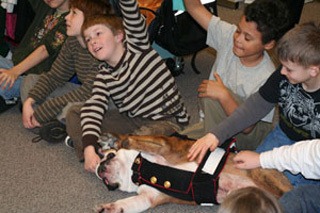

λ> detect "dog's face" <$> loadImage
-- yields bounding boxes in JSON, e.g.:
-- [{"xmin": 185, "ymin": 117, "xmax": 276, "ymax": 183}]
[{"xmin": 96, "ymin": 149, "xmax": 140, "ymax": 192}]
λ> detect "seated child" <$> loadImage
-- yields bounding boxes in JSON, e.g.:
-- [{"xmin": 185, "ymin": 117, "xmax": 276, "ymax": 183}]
[
  {"xmin": 188, "ymin": 22, "xmax": 320, "ymax": 187},
  {"xmin": 181, "ymin": 0, "xmax": 290, "ymax": 150},
  {"xmin": 21, "ymin": 0, "xmax": 113, "ymax": 143},
  {"xmin": 66, "ymin": 0, "xmax": 190, "ymax": 173},
  {"xmin": 0, "ymin": 0, "xmax": 69, "ymax": 113}
]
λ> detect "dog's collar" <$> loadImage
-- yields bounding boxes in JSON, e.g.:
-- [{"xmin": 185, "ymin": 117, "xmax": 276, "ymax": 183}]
[{"xmin": 131, "ymin": 138, "xmax": 237, "ymax": 205}]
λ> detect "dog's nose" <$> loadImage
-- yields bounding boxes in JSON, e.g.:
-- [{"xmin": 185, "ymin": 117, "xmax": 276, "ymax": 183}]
[
  {"xmin": 96, "ymin": 162, "xmax": 107, "ymax": 179},
  {"xmin": 106, "ymin": 152, "xmax": 115, "ymax": 161}
]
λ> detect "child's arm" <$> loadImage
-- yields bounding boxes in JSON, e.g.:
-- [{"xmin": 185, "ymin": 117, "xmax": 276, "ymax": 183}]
[
  {"xmin": 25, "ymin": 38, "xmax": 98, "ymax": 125},
  {"xmin": 183, "ymin": 0, "xmax": 214, "ymax": 31},
  {"xmin": 260, "ymin": 140, "xmax": 320, "ymax": 179},
  {"xmin": 81, "ymin": 72, "xmax": 111, "ymax": 149},
  {"xmin": 22, "ymin": 97, "xmax": 40, "ymax": 129},
  {"xmin": 0, "ymin": 45, "xmax": 49, "ymax": 89},
  {"xmin": 198, "ymin": 73, "xmax": 255, "ymax": 134},
  {"xmin": 118, "ymin": 0, "xmax": 150, "ymax": 50},
  {"xmin": 27, "ymin": 39, "xmax": 75, "ymax": 102},
  {"xmin": 84, "ymin": 146, "xmax": 101, "ymax": 173},
  {"xmin": 234, "ymin": 140, "xmax": 320, "ymax": 179},
  {"xmin": 32, "ymin": 75, "xmax": 97, "ymax": 124},
  {"xmin": 188, "ymin": 92, "xmax": 274, "ymax": 163},
  {"xmin": 211, "ymin": 92, "xmax": 274, "ymax": 143}
]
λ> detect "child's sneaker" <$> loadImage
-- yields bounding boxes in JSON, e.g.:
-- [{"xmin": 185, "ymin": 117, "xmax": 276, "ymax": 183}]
[
  {"xmin": 32, "ymin": 120, "xmax": 67, "ymax": 143},
  {"xmin": 65, "ymin": 135, "xmax": 74, "ymax": 149},
  {"xmin": 0, "ymin": 96, "xmax": 19, "ymax": 113}
]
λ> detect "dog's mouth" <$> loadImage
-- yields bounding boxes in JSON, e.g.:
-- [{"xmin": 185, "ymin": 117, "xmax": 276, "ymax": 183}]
[{"xmin": 95, "ymin": 151, "xmax": 120, "ymax": 191}]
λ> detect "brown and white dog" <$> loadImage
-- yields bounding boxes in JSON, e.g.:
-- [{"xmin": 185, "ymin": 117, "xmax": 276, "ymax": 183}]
[{"xmin": 94, "ymin": 133, "xmax": 293, "ymax": 213}]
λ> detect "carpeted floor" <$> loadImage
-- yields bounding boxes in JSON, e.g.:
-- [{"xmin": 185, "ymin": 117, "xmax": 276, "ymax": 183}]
[{"xmin": 1, "ymin": 2, "xmax": 319, "ymax": 213}]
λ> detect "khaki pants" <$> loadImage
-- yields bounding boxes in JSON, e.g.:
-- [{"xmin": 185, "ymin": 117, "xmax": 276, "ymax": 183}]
[
  {"xmin": 66, "ymin": 103, "xmax": 181, "ymax": 160},
  {"xmin": 20, "ymin": 74, "xmax": 80, "ymax": 123},
  {"xmin": 180, "ymin": 95, "xmax": 273, "ymax": 151}
]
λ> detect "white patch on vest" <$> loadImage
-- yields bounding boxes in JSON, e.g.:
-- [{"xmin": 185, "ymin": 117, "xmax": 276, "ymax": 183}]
[{"xmin": 202, "ymin": 148, "xmax": 225, "ymax": 175}]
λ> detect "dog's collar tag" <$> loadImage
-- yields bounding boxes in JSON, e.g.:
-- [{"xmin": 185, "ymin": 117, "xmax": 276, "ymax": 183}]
[{"xmin": 201, "ymin": 147, "xmax": 225, "ymax": 175}]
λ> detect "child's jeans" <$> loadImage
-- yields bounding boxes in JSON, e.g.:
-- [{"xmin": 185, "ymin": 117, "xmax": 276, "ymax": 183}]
[
  {"xmin": 280, "ymin": 185, "xmax": 320, "ymax": 213},
  {"xmin": 0, "ymin": 56, "xmax": 22, "ymax": 100},
  {"xmin": 256, "ymin": 125, "xmax": 320, "ymax": 186}
]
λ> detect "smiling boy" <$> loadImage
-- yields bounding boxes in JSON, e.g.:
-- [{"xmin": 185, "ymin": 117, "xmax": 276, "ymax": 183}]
[
  {"xmin": 21, "ymin": 0, "xmax": 113, "ymax": 142},
  {"xmin": 189, "ymin": 22, "xmax": 320, "ymax": 186},
  {"xmin": 181, "ymin": 0, "xmax": 290, "ymax": 151},
  {"xmin": 66, "ymin": 0, "xmax": 190, "ymax": 173}
]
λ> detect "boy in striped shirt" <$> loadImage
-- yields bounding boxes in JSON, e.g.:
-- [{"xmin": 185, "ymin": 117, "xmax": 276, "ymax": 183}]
[{"xmin": 66, "ymin": 0, "xmax": 190, "ymax": 172}]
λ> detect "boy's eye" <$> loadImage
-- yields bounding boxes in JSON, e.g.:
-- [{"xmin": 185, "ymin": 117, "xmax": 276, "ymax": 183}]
[
  {"xmin": 244, "ymin": 36, "xmax": 251, "ymax": 41},
  {"xmin": 244, "ymin": 34, "xmax": 253, "ymax": 41},
  {"xmin": 85, "ymin": 37, "xmax": 91, "ymax": 43}
]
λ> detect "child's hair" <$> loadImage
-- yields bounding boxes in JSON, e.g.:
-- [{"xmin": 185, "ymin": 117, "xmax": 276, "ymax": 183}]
[
  {"xmin": 81, "ymin": 14, "xmax": 124, "ymax": 37},
  {"xmin": 277, "ymin": 22, "xmax": 320, "ymax": 68},
  {"xmin": 69, "ymin": 0, "xmax": 114, "ymax": 17},
  {"xmin": 244, "ymin": 0, "xmax": 290, "ymax": 44},
  {"xmin": 218, "ymin": 187, "xmax": 283, "ymax": 213}
]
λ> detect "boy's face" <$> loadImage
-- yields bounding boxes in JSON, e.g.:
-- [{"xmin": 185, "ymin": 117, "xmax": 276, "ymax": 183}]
[
  {"xmin": 233, "ymin": 16, "xmax": 267, "ymax": 62},
  {"xmin": 44, "ymin": 0, "xmax": 69, "ymax": 11},
  {"xmin": 280, "ymin": 60, "xmax": 312, "ymax": 85},
  {"xmin": 84, "ymin": 24, "xmax": 120, "ymax": 62},
  {"xmin": 65, "ymin": 8, "xmax": 84, "ymax": 36}
]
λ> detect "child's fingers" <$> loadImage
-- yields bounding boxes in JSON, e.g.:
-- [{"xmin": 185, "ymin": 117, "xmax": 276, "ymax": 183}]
[{"xmin": 213, "ymin": 72, "xmax": 222, "ymax": 83}]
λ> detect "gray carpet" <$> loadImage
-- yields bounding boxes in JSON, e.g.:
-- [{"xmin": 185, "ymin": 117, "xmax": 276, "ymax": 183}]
[{"xmin": 1, "ymin": 2, "xmax": 319, "ymax": 213}]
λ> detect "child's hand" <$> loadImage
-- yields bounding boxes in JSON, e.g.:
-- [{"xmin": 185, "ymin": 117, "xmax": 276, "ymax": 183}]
[
  {"xmin": 198, "ymin": 73, "xmax": 228, "ymax": 100},
  {"xmin": 84, "ymin": 146, "xmax": 101, "ymax": 173},
  {"xmin": 22, "ymin": 98, "xmax": 40, "ymax": 129},
  {"xmin": 188, "ymin": 133, "xmax": 219, "ymax": 163},
  {"xmin": 233, "ymin": 151, "xmax": 261, "ymax": 169},
  {"xmin": 0, "ymin": 68, "xmax": 19, "ymax": 90}
]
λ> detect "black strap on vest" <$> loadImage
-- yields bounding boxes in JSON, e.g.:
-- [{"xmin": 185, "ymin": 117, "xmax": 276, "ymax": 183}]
[{"xmin": 131, "ymin": 138, "xmax": 236, "ymax": 204}]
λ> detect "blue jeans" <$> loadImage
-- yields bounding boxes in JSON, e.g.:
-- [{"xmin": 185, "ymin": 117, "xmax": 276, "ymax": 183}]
[
  {"xmin": 256, "ymin": 125, "xmax": 320, "ymax": 186},
  {"xmin": 280, "ymin": 185, "xmax": 320, "ymax": 213},
  {"xmin": 0, "ymin": 56, "xmax": 22, "ymax": 100}
]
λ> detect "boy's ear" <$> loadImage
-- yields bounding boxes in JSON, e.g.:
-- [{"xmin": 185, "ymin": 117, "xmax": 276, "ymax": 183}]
[
  {"xmin": 115, "ymin": 31, "xmax": 124, "ymax": 43},
  {"xmin": 263, "ymin": 40, "xmax": 276, "ymax": 50},
  {"xmin": 309, "ymin": 65, "xmax": 320, "ymax": 77}
]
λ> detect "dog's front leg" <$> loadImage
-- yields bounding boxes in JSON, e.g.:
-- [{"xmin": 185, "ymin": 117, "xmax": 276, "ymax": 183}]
[{"xmin": 95, "ymin": 185, "xmax": 166, "ymax": 213}]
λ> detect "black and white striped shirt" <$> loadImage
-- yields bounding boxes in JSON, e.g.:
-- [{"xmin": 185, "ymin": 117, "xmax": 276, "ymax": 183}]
[{"xmin": 81, "ymin": 0, "xmax": 189, "ymax": 146}]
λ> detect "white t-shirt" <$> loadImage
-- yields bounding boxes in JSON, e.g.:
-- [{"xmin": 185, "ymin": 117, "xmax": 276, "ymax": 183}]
[
  {"xmin": 260, "ymin": 139, "xmax": 320, "ymax": 179},
  {"xmin": 206, "ymin": 16, "xmax": 275, "ymax": 122}
]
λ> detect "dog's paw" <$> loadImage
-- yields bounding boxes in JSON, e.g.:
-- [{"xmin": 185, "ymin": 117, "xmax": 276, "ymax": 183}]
[{"xmin": 94, "ymin": 203, "xmax": 124, "ymax": 213}]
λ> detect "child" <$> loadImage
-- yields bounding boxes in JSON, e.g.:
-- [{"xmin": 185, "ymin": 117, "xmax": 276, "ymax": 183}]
[
  {"xmin": 181, "ymin": 0, "xmax": 290, "ymax": 150},
  {"xmin": 233, "ymin": 139, "xmax": 320, "ymax": 213},
  {"xmin": 0, "ymin": 0, "xmax": 69, "ymax": 113},
  {"xmin": 21, "ymin": 0, "xmax": 113, "ymax": 142},
  {"xmin": 188, "ymin": 22, "xmax": 320, "ymax": 186},
  {"xmin": 66, "ymin": 0, "xmax": 190, "ymax": 172},
  {"xmin": 218, "ymin": 187, "xmax": 283, "ymax": 213}
]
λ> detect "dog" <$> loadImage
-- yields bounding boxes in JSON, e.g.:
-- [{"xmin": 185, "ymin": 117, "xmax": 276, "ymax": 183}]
[{"xmin": 94, "ymin": 133, "xmax": 293, "ymax": 213}]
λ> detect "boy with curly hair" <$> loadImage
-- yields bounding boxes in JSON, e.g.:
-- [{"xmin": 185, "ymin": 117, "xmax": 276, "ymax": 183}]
[
  {"xmin": 181, "ymin": 0, "xmax": 290, "ymax": 151},
  {"xmin": 189, "ymin": 22, "xmax": 320, "ymax": 187}
]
